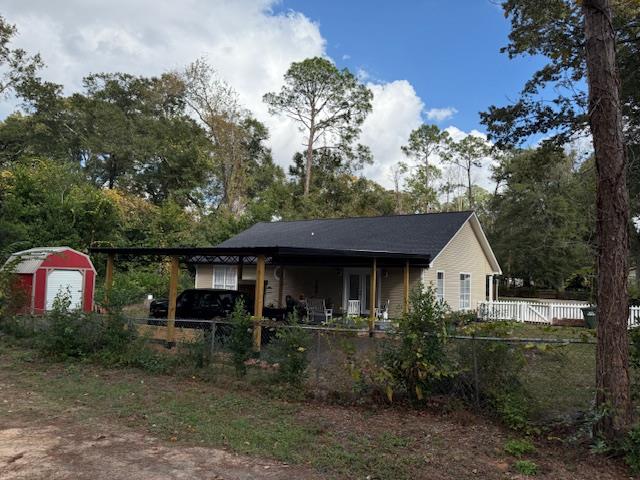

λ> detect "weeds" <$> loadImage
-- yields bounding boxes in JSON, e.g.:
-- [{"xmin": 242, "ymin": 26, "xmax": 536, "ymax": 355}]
[
  {"xmin": 513, "ymin": 459, "xmax": 538, "ymax": 476},
  {"xmin": 504, "ymin": 438, "xmax": 536, "ymax": 458}
]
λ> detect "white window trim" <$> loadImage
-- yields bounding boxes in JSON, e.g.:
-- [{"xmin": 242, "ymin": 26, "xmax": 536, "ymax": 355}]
[
  {"xmin": 436, "ymin": 270, "xmax": 445, "ymax": 303},
  {"xmin": 459, "ymin": 272, "xmax": 471, "ymax": 311},
  {"xmin": 212, "ymin": 266, "xmax": 238, "ymax": 290}
]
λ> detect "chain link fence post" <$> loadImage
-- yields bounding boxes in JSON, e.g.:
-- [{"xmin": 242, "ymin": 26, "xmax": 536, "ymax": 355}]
[
  {"xmin": 315, "ymin": 329, "xmax": 321, "ymax": 389},
  {"xmin": 472, "ymin": 333, "xmax": 480, "ymax": 409},
  {"xmin": 209, "ymin": 321, "xmax": 217, "ymax": 366}
]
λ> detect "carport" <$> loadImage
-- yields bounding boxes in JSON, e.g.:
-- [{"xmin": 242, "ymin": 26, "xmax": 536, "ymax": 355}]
[{"xmin": 88, "ymin": 246, "xmax": 430, "ymax": 351}]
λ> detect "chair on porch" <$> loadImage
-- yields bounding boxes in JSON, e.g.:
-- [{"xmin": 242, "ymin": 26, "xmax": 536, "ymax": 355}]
[
  {"xmin": 347, "ymin": 299, "xmax": 360, "ymax": 317},
  {"xmin": 375, "ymin": 299, "xmax": 390, "ymax": 321},
  {"xmin": 306, "ymin": 298, "xmax": 333, "ymax": 324}
]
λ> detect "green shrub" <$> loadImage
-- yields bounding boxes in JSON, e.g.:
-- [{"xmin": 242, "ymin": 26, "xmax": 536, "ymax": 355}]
[
  {"xmin": 0, "ymin": 315, "xmax": 35, "ymax": 339},
  {"xmin": 455, "ymin": 322, "xmax": 531, "ymax": 430},
  {"xmin": 630, "ymin": 328, "xmax": 640, "ymax": 369},
  {"xmin": 0, "ymin": 258, "xmax": 29, "ymax": 318},
  {"xmin": 36, "ymin": 291, "xmax": 172, "ymax": 372},
  {"xmin": 378, "ymin": 285, "xmax": 455, "ymax": 402},
  {"xmin": 513, "ymin": 460, "xmax": 538, "ymax": 476},
  {"xmin": 228, "ymin": 299, "xmax": 253, "ymax": 376},
  {"xmin": 445, "ymin": 310, "xmax": 477, "ymax": 333},
  {"xmin": 268, "ymin": 315, "xmax": 311, "ymax": 386},
  {"xmin": 504, "ymin": 438, "xmax": 536, "ymax": 458},
  {"xmin": 622, "ymin": 425, "xmax": 640, "ymax": 475}
]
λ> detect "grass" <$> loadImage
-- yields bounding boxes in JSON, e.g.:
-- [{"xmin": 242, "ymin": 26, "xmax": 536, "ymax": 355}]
[
  {"xmin": 497, "ymin": 323, "xmax": 596, "ymax": 422},
  {"xmin": 0, "ymin": 342, "xmax": 454, "ymax": 479},
  {"xmin": 0, "ymin": 333, "xmax": 629, "ymax": 479}
]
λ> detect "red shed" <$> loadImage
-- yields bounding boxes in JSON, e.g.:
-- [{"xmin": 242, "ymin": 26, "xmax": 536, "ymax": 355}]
[{"xmin": 2, "ymin": 247, "xmax": 96, "ymax": 314}]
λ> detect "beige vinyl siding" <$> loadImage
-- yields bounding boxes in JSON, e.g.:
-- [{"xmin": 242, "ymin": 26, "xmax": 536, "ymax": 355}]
[
  {"xmin": 423, "ymin": 221, "xmax": 493, "ymax": 311},
  {"xmin": 195, "ymin": 265, "xmax": 213, "ymax": 288},
  {"xmin": 379, "ymin": 267, "xmax": 422, "ymax": 319}
]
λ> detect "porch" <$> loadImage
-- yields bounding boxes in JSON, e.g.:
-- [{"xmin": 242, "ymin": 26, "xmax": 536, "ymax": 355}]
[{"xmin": 196, "ymin": 263, "xmax": 424, "ymax": 322}]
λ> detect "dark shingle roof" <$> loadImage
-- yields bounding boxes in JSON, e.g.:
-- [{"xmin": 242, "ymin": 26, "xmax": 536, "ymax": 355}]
[{"xmin": 217, "ymin": 211, "xmax": 473, "ymax": 259}]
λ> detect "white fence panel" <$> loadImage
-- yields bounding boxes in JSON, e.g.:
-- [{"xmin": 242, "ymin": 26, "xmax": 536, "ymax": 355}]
[
  {"xmin": 480, "ymin": 300, "xmax": 640, "ymax": 328},
  {"xmin": 630, "ymin": 306, "xmax": 640, "ymax": 328}
]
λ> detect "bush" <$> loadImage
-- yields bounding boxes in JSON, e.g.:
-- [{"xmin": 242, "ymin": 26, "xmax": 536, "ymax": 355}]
[
  {"xmin": 630, "ymin": 328, "xmax": 640, "ymax": 370},
  {"xmin": 228, "ymin": 299, "xmax": 254, "ymax": 376},
  {"xmin": 0, "ymin": 258, "xmax": 29, "ymax": 318},
  {"xmin": 34, "ymin": 291, "xmax": 174, "ymax": 373},
  {"xmin": 622, "ymin": 425, "xmax": 640, "ymax": 475},
  {"xmin": 378, "ymin": 285, "xmax": 455, "ymax": 403},
  {"xmin": 455, "ymin": 321, "xmax": 531, "ymax": 430},
  {"xmin": 445, "ymin": 310, "xmax": 477, "ymax": 333},
  {"xmin": 268, "ymin": 315, "xmax": 311, "ymax": 386}
]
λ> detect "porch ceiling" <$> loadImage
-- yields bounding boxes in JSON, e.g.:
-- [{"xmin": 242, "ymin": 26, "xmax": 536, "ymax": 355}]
[{"xmin": 88, "ymin": 246, "xmax": 430, "ymax": 267}]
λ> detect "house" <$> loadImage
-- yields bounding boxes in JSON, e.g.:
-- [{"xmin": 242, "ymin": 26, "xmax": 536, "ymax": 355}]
[{"xmin": 194, "ymin": 211, "xmax": 501, "ymax": 318}]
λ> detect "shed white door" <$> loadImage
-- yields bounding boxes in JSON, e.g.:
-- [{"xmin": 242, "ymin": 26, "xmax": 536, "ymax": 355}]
[{"xmin": 46, "ymin": 270, "xmax": 83, "ymax": 310}]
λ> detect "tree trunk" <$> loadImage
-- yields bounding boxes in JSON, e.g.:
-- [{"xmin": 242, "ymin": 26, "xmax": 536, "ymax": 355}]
[
  {"xmin": 304, "ymin": 121, "xmax": 315, "ymax": 197},
  {"xmin": 467, "ymin": 163, "xmax": 473, "ymax": 208},
  {"xmin": 583, "ymin": 0, "xmax": 632, "ymax": 440}
]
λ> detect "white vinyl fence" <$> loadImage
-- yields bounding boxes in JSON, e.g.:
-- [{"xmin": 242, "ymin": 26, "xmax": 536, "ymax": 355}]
[{"xmin": 478, "ymin": 300, "xmax": 640, "ymax": 328}]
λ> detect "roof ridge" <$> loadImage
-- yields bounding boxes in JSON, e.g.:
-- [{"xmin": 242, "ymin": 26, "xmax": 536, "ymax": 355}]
[{"xmin": 254, "ymin": 210, "xmax": 474, "ymax": 226}]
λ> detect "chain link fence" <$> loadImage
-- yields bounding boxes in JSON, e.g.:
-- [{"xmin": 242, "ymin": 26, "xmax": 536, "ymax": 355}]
[{"xmin": 2, "ymin": 313, "xmax": 599, "ymax": 425}]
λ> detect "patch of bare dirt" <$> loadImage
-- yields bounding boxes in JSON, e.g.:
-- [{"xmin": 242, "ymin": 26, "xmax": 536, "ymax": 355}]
[{"xmin": 0, "ymin": 421, "xmax": 319, "ymax": 480}]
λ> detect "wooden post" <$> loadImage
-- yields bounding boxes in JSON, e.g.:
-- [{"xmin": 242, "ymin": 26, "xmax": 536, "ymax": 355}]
[
  {"xmin": 166, "ymin": 256, "xmax": 179, "ymax": 347},
  {"xmin": 403, "ymin": 260, "xmax": 410, "ymax": 315},
  {"xmin": 103, "ymin": 253, "xmax": 115, "ymax": 309},
  {"xmin": 253, "ymin": 254, "xmax": 266, "ymax": 352},
  {"xmin": 369, "ymin": 258, "xmax": 377, "ymax": 334}
]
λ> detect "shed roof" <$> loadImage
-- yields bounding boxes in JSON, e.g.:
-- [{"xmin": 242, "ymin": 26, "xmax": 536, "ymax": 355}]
[
  {"xmin": 217, "ymin": 211, "xmax": 474, "ymax": 259},
  {"xmin": 2, "ymin": 247, "xmax": 70, "ymax": 274}
]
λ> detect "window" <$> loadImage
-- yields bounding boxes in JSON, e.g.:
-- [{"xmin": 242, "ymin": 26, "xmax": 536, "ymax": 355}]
[
  {"xmin": 459, "ymin": 273, "xmax": 471, "ymax": 310},
  {"xmin": 213, "ymin": 266, "xmax": 237, "ymax": 290},
  {"xmin": 436, "ymin": 271, "xmax": 445, "ymax": 303}
]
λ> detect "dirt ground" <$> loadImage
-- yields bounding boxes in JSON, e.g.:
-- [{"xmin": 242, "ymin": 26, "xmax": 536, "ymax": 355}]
[{"xmin": 0, "ymin": 420, "xmax": 319, "ymax": 480}]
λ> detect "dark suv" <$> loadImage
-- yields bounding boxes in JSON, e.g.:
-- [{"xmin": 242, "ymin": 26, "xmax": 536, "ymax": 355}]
[
  {"xmin": 149, "ymin": 289, "xmax": 249, "ymax": 327},
  {"xmin": 148, "ymin": 288, "xmax": 288, "ymax": 328}
]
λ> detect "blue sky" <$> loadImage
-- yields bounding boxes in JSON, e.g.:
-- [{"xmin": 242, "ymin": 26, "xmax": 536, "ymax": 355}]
[{"xmin": 275, "ymin": 0, "xmax": 544, "ymax": 135}]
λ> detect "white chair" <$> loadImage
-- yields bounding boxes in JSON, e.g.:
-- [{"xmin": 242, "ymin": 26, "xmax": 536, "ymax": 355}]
[
  {"xmin": 347, "ymin": 300, "xmax": 360, "ymax": 317},
  {"xmin": 307, "ymin": 298, "xmax": 333, "ymax": 323},
  {"xmin": 376, "ymin": 299, "xmax": 390, "ymax": 321}
]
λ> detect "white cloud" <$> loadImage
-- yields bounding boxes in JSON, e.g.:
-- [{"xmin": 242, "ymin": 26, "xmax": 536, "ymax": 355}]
[
  {"xmin": 1, "ymin": 0, "xmax": 324, "ymax": 168},
  {"xmin": 358, "ymin": 80, "xmax": 424, "ymax": 188},
  {"xmin": 425, "ymin": 106, "xmax": 458, "ymax": 122},
  {"xmin": 0, "ymin": 0, "xmax": 498, "ymax": 197}
]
